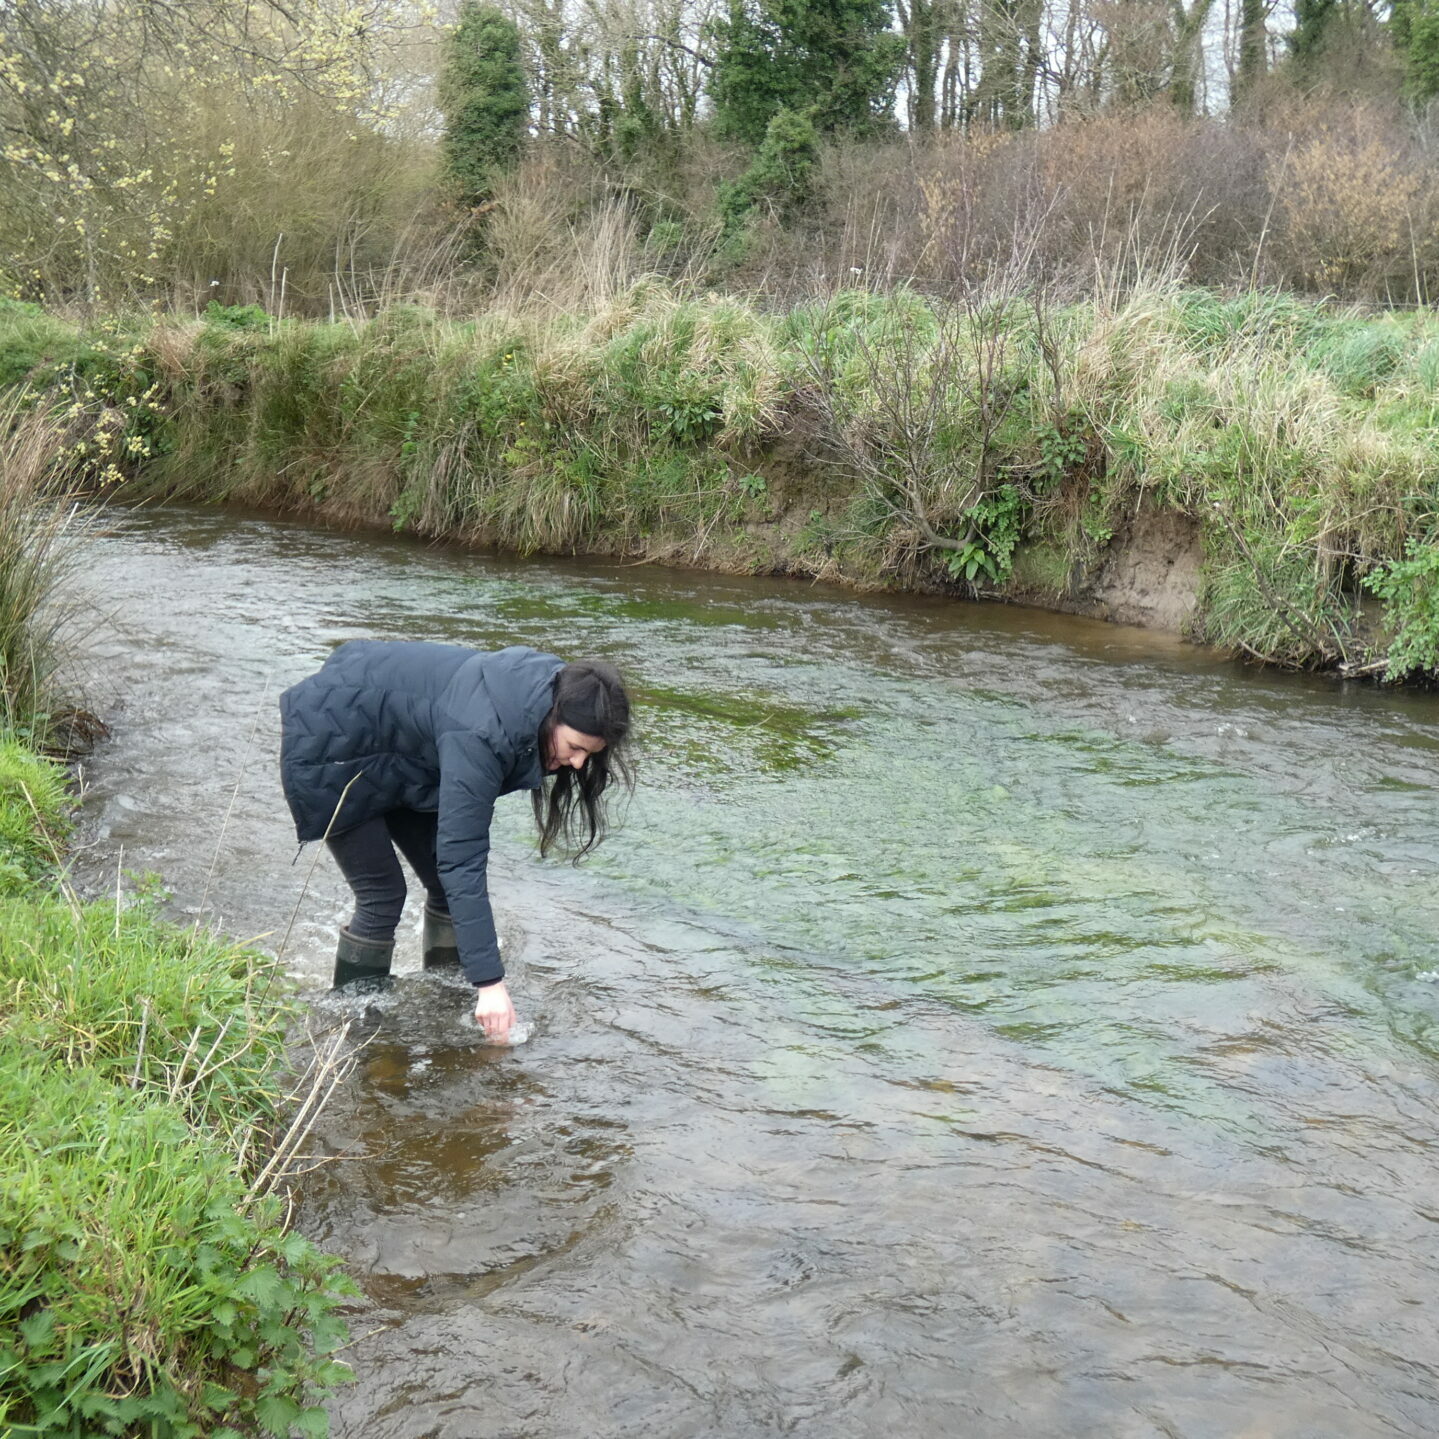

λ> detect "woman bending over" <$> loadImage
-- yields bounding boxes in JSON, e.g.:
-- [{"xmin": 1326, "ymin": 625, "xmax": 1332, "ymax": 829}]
[{"xmin": 280, "ymin": 641, "xmax": 632, "ymax": 1039}]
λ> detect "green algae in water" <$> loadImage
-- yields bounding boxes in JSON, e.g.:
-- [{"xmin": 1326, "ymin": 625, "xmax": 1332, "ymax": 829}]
[{"xmin": 635, "ymin": 681, "xmax": 862, "ymax": 778}]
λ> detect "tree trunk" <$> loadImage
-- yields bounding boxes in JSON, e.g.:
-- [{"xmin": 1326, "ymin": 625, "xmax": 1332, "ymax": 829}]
[
  {"xmin": 1235, "ymin": 0, "xmax": 1267, "ymax": 98},
  {"xmin": 1168, "ymin": 0, "xmax": 1216, "ymax": 110},
  {"xmin": 910, "ymin": 0, "xmax": 941, "ymax": 129}
]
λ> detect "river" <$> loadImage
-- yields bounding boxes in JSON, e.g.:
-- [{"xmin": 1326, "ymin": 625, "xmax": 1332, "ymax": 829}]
[{"xmin": 71, "ymin": 506, "xmax": 1439, "ymax": 1438}]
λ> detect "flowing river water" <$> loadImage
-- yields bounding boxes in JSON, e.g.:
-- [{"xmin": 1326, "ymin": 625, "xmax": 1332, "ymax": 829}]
[{"xmin": 69, "ymin": 506, "xmax": 1439, "ymax": 1438}]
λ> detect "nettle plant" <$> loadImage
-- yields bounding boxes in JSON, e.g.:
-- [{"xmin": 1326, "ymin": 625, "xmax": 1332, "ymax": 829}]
[{"xmin": 1364, "ymin": 541, "xmax": 1439, "ymax": 679}]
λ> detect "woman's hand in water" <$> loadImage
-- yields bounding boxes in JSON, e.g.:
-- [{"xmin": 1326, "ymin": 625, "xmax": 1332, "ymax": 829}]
[{"xmin": 473, "ymin": 979, "xmax": 515, "ymax": 1040}]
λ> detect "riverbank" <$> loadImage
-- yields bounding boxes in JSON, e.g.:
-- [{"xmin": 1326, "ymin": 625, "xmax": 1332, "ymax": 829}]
[
  {"xmin": 5, "ymin": 283, "xmax": 1439, "ymax": 677},
  {"xmin": 0, "ymin": 731, "xmax": 354, "ymax": 1435}
]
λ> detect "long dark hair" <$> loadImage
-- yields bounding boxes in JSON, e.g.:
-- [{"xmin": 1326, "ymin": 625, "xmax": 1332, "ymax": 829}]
[{"xmin": 533, "ymin": 660, "xmax": 633, "ymax": 860}]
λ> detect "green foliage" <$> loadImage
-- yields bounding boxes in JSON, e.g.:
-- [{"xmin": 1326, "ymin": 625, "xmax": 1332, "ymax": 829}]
[
  {"xmin": 0, "ymin": 739, "xmax": 68, "ymax": 895},
  {"xmin": 654, "ymin": 371, "xmax": 725, "ymax": 442},
  {"xmin": 0, "ymin": 1040, "xmax": 354, "ymax": 1438},
  {"xmin": 0, "ymin": 759, "xmax": 355, "ymax": 1436},
  {"xmin": 795, "ymin": 506, "xmax": 835, "ymax": 557},
  {"xmin": 707, "ymin": 0, "xmax": 905, "ymax": 145},
  {"xmin": 1285, "ymin": 0, "xmax": 1392, "ymax": 86},
  {"xmin": 718, "ymin": 107, "xmax": 821, "ymax": 236},
  {"xmin": 946, "ymin": 483, "xmax": 1027, "ymax": 585},
  {"xmin": 1303, "ymin": 318, "xmax": 1408, "ymax": 398},
  {"xmin": 0, "ymin": 903, "xmax": 289, "ymax": 1127},
  {"xmin": 1393, "ymin": 0, "xmax": 1439, "ymax": 101},
  {"xmin": 1288, "ymin": 0, "xmax": 1340, "ymax": 68},
  {"xmin": 589, "ymin": 46, "xmax": 670, "ymax": 166},
  {"xmin": 644, "ymin": 219, "xmax": 687, "ymax": 255},
  {"xmin": 203, "ymin": 301, "xmax": 271, "ymax": 331},
  {"xmin": 439, "ymin": 2, "xmax": 530, "ymax": 205},
  {"xmin": 0, "ymin": 308, "xmax": 108, "ymax": 389},
  {"xmin": 1035, "ymin": 420, "xmax": 1088, "ymax": 480},
  {"xmin": 1364, "ymin": 542, "xmax": 1439, "ymax": 678},
  {"xmin": 1009, "ymin": 539, "xmax": 1072, "ymax": 594}
]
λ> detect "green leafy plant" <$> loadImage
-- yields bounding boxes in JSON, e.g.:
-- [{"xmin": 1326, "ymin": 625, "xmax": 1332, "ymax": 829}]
[
  {"xmin": 1035, "ymin": 420, "xmax": 1088, "ymax": 480},
  {"xmin": 947, "ymin": 536, "xmax": 999, "ymax": 583},
  {"xmin": 203, "ymin": 302, "xmax": 271, "ymax": 331},
  {"xmin": 946, "ymin": 483, "xmax": 1027, "ymax": 585},
  {"xmin": 654, "ymin": 372, "xmax": 723, "ymax": 443},
  {"xmin": 1364, "ymin": 541, "xmax": 1439, "ymax": 677}
]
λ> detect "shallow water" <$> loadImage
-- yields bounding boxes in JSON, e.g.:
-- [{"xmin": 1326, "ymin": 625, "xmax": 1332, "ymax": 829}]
[{"xmin": 72, "ymin": 506, "xmax": 1439, "ymax": 1438}]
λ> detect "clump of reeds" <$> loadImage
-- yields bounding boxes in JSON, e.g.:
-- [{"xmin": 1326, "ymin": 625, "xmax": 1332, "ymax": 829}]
[{"xmin": 0, "ymin": 390, "xmax": 83, "ymax": 734}]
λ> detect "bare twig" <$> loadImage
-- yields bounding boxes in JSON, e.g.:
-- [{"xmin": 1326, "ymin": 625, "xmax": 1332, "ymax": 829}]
[{"xmin": 242, "ymin": 1021, "xmax": 356, "ymax": 1208}]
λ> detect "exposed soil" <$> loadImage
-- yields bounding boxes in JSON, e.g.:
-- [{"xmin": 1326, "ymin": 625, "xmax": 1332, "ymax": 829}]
[{"xmin": 1084, "ymin": 504, "xmax": 1204, "ymax": 634}]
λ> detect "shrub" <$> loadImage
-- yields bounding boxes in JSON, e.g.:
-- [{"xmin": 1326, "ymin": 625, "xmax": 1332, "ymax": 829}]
[{"xmin": 1364, "ymin": 542, "xmax": 1439, "ymax": 677}]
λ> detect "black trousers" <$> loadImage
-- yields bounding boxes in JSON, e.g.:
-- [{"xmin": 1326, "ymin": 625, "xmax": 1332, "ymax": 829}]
[{"xmin": 326, "ymin": 809, "xmax": 449, "ymax": 942}]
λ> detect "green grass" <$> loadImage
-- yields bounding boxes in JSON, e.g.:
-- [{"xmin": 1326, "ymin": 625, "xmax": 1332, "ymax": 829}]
[
  {"xmin": 0, "ymin": 302, "xmax": 106, "ymax": 391},
  {"xmin": 7, "ymin": 282, "xmax": 1439, "ymax": 676},
  {"xmin": 0, "ymin": 743, "xmax": 355, "ymax": 1436},
  {"xmin": 0, "ymin": 737, "xmax": 68, "ymax": 893},
  {"xmin": 0, "ymin": 1039, "xmax": 350, "ymax": 1439}
]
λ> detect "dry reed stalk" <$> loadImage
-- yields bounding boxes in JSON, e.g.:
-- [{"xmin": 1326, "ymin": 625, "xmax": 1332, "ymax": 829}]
[
  {"xmin": 0, "ymin": 390, "xmax": 89, "ymax": 731},
  {"xmin": 242, "ymin": 1019, "xmax": 356, "ymax": 1207}
]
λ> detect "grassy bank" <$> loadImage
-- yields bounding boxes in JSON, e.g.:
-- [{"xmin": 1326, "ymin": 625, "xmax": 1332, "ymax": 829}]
[
  {"xmin": 0, "ymin": 737, "xmax": 356, "ymax": 1437},
  {"xmin": 0, "ymin": 385, "xmax": 355, "ymax": 1436},
  {"xmin": 5, "ymin": 283, "xmax": 1439, "ymax": 676}
]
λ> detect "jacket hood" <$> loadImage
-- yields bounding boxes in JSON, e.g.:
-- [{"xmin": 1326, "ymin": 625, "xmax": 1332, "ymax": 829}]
[{"xmin": 479, "ymin": 646, "xmax": 565, "ymax": 751}]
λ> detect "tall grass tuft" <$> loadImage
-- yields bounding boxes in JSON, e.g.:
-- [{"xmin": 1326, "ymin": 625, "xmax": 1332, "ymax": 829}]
[{"xmin": 0, "ymin": 390, "xmax": 83, "ymax": 735}]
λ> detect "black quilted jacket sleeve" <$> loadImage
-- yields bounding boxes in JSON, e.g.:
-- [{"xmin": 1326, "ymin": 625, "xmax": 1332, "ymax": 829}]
[{"xmin": 435, "ymin": 727, "xmax": 509, "ymax": 985}]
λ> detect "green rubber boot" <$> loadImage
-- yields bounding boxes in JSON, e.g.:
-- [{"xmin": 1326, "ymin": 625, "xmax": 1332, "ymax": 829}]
[
  {"xmin": 421, "ymin": 903, "xmax": 459, "ymax": 971},
  {"xmin": 332, "ymin": 927, "xmax": 395, "ymax": 989}
]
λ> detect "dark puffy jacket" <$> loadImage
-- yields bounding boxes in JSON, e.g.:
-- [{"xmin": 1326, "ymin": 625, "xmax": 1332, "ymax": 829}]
[{"xmin": 279, "ymin": 641, "xmax": 564, "ymax": 985}]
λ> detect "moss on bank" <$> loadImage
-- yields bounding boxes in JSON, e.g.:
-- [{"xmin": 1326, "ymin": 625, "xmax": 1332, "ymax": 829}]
[
  {"xmin": 0, "ymin": 734, "xmax": 354, "ymax": 1437},
  {"xmin": 6, "ymin": 285, "xmax": 1439, "ymax": 677}
]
